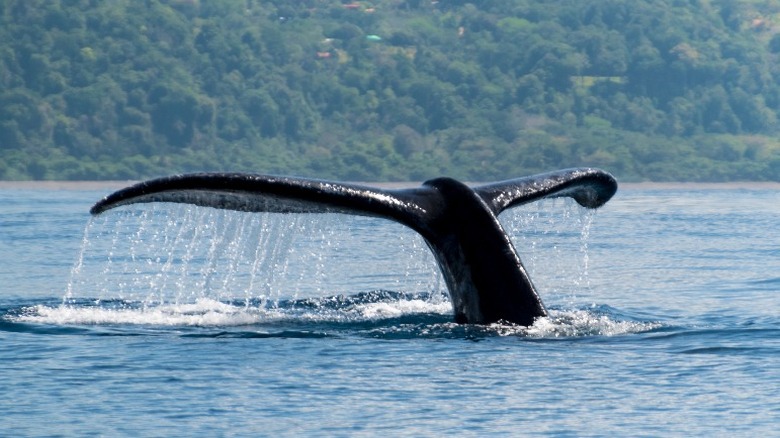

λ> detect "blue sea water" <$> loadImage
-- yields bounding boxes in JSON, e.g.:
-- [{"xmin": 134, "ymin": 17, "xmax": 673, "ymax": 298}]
[{"xmin": 1, "ymin": 183, "xmax": 778, "ymax": 436}]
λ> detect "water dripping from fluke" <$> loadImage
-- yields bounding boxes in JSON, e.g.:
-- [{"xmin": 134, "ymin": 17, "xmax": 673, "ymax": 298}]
[
  {"xmin": 50, "ymin": 205, "xmax": 450, "ymax": 329},
  {"xmin": 23, "ymin": 187, "xmax": 658, "ymax": 338}
]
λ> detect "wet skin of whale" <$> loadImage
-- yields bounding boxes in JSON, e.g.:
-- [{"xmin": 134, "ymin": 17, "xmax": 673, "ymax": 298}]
[{"xmin": 91, "ymin": 168, "xmax": 617, "ymax": 326}]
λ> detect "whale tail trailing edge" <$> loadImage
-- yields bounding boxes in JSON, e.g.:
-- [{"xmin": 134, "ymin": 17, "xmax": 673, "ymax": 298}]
[
  {"xmin": 90, "ymin": 168, "xmax": 617, "ymax": 325},
  {"xmin": 475, "ymin": 167, "xmax": 617, "ymax": 214}
]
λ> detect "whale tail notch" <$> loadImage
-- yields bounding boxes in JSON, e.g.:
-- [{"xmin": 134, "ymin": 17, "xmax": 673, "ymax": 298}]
[{"xmin": 90, "ymin": 168, "xmax": 617, "ymax": 325}]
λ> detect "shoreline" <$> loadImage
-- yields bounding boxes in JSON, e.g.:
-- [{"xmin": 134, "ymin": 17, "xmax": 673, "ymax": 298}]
[
  {"xmin": 0, "ymin": 181, "xmax": 136, "ymax": 190},
  {"xmin": 618, "ymin": 181, "xmax": 780, "ymax": 190},
  {"xmin": 0, "ymin": 180, "xmax": 779, "ymax": 190}
]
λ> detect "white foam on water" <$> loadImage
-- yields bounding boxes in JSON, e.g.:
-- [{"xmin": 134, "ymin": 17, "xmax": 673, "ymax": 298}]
[
  {"xmin": 15, "ymin": 296, "xmax": 452, "ymax": 327},
  {"xmin": 490, "ymin": 308, "xmax": 661, "ymax": 338},
  {"xmin": 350, "ymin": 299, "xmax": 452, "ymax": 319},
  {"xmin": 14, "ymin": 299, "xmax": 659, "ymax": 339},
  {"xmin": 18, "ymin": 298, "xmax": 267, "ymax": 326}
]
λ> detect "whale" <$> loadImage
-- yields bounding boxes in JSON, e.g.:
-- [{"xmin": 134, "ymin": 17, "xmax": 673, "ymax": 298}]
[{"xmin": 90, "ymin": 167, "xmax": 617, "ymax": 326}]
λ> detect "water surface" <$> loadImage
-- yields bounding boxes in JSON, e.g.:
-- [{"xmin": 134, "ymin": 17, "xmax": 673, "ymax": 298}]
[{"xmin": 1, "ymin": 183, "xmax": 778, "ymax": 435}]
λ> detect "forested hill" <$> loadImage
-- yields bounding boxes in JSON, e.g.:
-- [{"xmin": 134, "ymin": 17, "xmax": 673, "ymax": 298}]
[{"xmin": 2, "ymin": 0, "xmax": 780, "ymax": 181}]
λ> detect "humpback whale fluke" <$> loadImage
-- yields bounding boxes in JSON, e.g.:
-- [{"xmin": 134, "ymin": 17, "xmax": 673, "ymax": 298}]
[{"xmin": 91, "ymin": 168, "xmax": 617, "ymax": 326}]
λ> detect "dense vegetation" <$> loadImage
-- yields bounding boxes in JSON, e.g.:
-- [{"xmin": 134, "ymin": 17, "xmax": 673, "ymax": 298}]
[{"xmin": 2, "ymin": 0, "xmax": 780, "ymax": 181}]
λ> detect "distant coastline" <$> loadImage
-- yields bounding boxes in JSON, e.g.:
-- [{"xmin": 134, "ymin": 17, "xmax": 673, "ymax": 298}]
[
  {"xmin": 3, "ymin": 1, "xmax": 780, "ymax": 182},
  {"xmin": 0, "ymin": 181, "xmax": 134, "ymax": 191},
  {"xmin": 1, "ymin": 180, "xmax": 778, "ymax": 191},
  {"xmin": 619, "ymin": 182, "xmax": 780, "ymax": 190}
]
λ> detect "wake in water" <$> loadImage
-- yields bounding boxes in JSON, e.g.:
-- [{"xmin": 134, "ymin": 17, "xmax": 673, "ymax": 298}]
[
  {"xmin": 16, "ymin": 292, "xmax": 450, "ymax": 327},
  {"xmin": 8, "ymin": 200, "xmax": 660, "ymax": 338},
  {"xmin": 12, "ymin": 295, "xmax": 659, "ymax": 339}
]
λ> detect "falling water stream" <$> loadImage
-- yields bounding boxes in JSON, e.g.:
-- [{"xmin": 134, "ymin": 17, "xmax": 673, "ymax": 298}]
[
  {"xmin": 21, "ymin": 198, "xmax": 654, "ymax": 336},
  {"xmin": 57, "ymin": 203, "xmax": 449, "ymax": 326}
]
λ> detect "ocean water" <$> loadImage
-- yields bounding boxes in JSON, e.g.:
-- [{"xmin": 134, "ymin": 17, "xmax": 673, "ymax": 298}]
[{"xmin": 1, "ymin": 183, "xmax": 778, "ymax": 436}]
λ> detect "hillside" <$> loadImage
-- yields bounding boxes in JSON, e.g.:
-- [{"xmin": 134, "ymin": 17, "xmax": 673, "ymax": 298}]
[{"xmin": 2, "ymin": 0, "xmax": 780, "ymax": 181}]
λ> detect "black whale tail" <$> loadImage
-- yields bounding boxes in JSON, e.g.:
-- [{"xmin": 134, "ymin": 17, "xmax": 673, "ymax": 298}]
[{"xmin": 91, "ymin": 168, "xmax": 617, "ymax": 325}]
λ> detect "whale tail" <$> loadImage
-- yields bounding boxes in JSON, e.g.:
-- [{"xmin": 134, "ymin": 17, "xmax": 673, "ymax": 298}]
[{"xmin": 91, "ymin": 168, "xmax": 617, "ymax": 325}]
